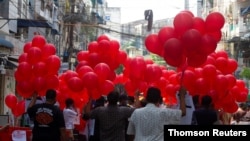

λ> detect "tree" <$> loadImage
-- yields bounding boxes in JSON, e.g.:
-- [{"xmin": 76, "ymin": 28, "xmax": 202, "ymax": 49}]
[{"xmin": 240, "ymin": 67, "xmax": 250, "ymax": 79}]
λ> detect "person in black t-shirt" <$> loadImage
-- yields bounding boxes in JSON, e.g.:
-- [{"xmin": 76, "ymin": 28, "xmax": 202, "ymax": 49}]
[
  {"xmin": 27, "ymin": 89, "xmax": 66, "ymax": 141},
  {"xmin": 192, "ymin": 95, "xmax": 218, "ymax": 125}
]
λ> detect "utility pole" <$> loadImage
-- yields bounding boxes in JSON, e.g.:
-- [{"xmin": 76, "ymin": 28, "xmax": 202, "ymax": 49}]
[{"xmin": 66, "ymin": 0, "xmax": 75, "ymax": 70}]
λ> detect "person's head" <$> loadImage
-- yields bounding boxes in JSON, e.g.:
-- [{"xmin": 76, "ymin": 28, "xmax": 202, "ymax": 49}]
[
  {"xmin": 192, "ymin": 95, "xmax": 200, "ymax": 109},
  {"xmin": 146, "ymin": 87, "xmax": 162, "ymax": 104},
  {"xmin": 94, "ymin": 96, "xmax": 106, "ymax": 108},
  {"xmin": 119, "ymin": 94, "xmax": 128, "ymax": 106},
  {"xmin": 139, "ymin": 97, "xmax": 147, "ymax": 107},
  {"xmin": 65, "ymin": 98, "xmax": 74, "ymax": 108},
  {"xmin": 45, "ymin": 89, "xmax": 57, "ymax": 104},
  {"xmin": 107, "ymin": 91, "xmax": 119, "ymax": 105},
  {"xmin": 127, "ymin": 96, "xmax": 135, "ymax": 105},
  {"xmin": 201, "ymin": 95, "xmax": 212, "ymax": 108}
]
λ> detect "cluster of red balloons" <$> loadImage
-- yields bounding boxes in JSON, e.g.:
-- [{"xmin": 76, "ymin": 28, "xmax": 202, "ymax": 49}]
[
  {"xmin": 15, "ymin": 35, "xmax": 60, "ymax": 98},
  {"xmin": 4, "ymin": 94, "xmax": 25, "ymax": 117},
  {"xmin": 145, "ymin": 10, "xmax": 225, "ymax": 68},
  {"xmin": 11, "ymin": 32, "xmax": 247, "ymax": 115},
  {"xmin": 142, "ymin": 10, "xmax": 247, "ymax": 112},
  {"xmin": 176, "ymin": 50, "xmax": 248, "ymax": 113},
  {"xmin": 55, "ymin": 35, "xmax": 128, "ymax": 109}
]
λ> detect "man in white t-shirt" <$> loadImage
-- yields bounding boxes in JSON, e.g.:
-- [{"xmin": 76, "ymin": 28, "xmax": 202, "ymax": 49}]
[
  {"xmin": 127, "ymin": 86, "xmax": 187, "ymax": 141},
  {"xmin": 63, "ymin": 98, "xmax": 78, "ymax": 141}
]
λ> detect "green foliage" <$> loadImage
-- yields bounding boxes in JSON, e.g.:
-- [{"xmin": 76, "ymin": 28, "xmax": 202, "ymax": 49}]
[
  {"xmin": 115, "ymin": 64, "xmax": 124, "ymax": 74},
  {"xmin": 240, "ymin": 67, "xmax": 250, "ymax": 79},
  {"xmin": 150, "ymin": 54, "xmax": 166, "ymax": 65}
]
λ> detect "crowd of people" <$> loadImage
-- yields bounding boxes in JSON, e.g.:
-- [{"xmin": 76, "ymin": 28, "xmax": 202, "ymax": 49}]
[{"xmin": 2, "ymin": 86, "xmax": 249, "ymax": 141}]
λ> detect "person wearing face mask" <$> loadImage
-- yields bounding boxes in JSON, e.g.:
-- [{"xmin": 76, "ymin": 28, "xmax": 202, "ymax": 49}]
[
  {"xmin": 27, "ymin": 89, "xmax": 67, "ymax": 141},
  {"xmin": 63, "ymin": 98, "xmax": 78, "ymax": 141}
]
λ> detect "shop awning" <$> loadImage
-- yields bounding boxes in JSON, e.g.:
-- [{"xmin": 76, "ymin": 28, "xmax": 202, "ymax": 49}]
[
  {"xmin": 17, "ymin": 19, "xmax": 60, "ymax": 34},
  {"xmin": 7, "ymin": 55, "xmax": 19, "ymax": 67},
  {"xmin": 0, "ymin": 38, "xmax": 14, "ymax": 48},
  {"xmin": 17, "ymin": 19, "xmax": 53, "ymax": 28}
]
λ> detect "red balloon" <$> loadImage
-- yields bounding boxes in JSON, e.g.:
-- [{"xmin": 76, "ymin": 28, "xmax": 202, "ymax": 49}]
[
  {"xmin": 77, "ymin": 51, "xmax": 89, "ymax": 62},
  {"xmin": 181, "ymin": 29, "xmax": 202, "ymax": 57},
  {"xmin": 14, "ymin": 70, "xmax": 25, "ymax": 81},
  {"xmin": 181, "ymin": 70, "xmax": 196, "ymax": 90},
  {"xmin": 18, "ymin": 53, "xmax": 28, "ymax": 63},
  {"xmin": 98, "ymin": 40, "xmax": 110, "ymax": 54},
  {"xmin": 88, "ymin": 88, "xmax": 102, "ymax": 100},
  {"xmin": 168, "ymin": 74, "xmax": 179, "ymax": 85},
  {"xmin": 64, "ymin": 70, "xmax": 79, "ymax": 82},
  {"xmin": 129, "ymin": 56, "xmax": 147, "ymax": 80},
  {"xmin": 33, "ymin": 76, "xmax": 46, "ymax": 91},
  {"xmin": 158, "ymin": 26, "xmax": 177, "ymax": 46},
  {"xmin": 145, "ymin": 34, "xmax": 162, "ymax": 56},
  {"xmin": 144, "ymin": 64, "xmax": 162, "ymax": 83},
  {"xmin": 236, "ymin": 91, "xmax": 248, "ymax": 102},
  {"xmin": 23, "ymin": 42, "xmax": 32, "ymax": 53},
  {"xmin": 45, "ymin": 75, "xmax": 59, "ymax": 89},
  {"xmin": 165, "ymin": 84, "xmax": 177, "ymax": 97},
  {"xmin": 205, "ymin": 12, "xmax": 225, "ymax": 32},
  {"xmin": 41, "ymin": 43, "xmax": 56, "ymax": 60},
  {"xmin": 214, "ymin": 75, "xmax": 229, "ymax": 93},
  {"xmin": 236, "ymin": 79, "xmax": 246, "ymax": 90},
  {"xmin": 109, "ymin": 40, "xmax": 120, "ymax": 53},
  {"xmin": 173, "ymin": 12, "xmax": 194, "ymax": 36},
  {"xmin": 226, "ymin": 59, "xmax": 238, "ymax": 74},
  {"xmin": 215, "ymin": 50, "xmax": 228, "ymax": 59},
  {"xmin": 77, "ymin": 65, "xmax": 93, "ymax": 78},
  {"xmin": 124, "ymin": 80, "xmax": 137, "ymax": 96},
  {"xmin": 215, "ymin": 57, "xmax": 228, "ymax": 74},
  {"xmin": 199, "ymin": 34, "xmax": 217, "ymax": 56},
  {"xmin": 82, "ymin": 72, "xmax": 99, "ymax": 91},
  {"xmin": 12, "ymin": 100, "xmax": 25, "ymax": 117},
  {"xmin": 157, "ymin": 77, "xmax": 168, "ymax": 90},
  {"xmin": 163, "ymin": 38, "xmax": 185, "ymax": 67},
  {"xmin": 118, "ymin": 50, "xmax": 127, "ymax": 65},
  {"xmin": 5, "ymin": 94, "xmax": 17, "ymax": 109},
  {"xmin": 88, "ymin": 53, "xmax": 101, "ymax": 68},
  {"xmin": 231, "ymin": 85, "xmax": 240, "ymax": 99},
  {"xmin": 203, "ymin": 55, "xmax": 216, "ymax": 66},
  {"xmin": 192, "ymin": 17, "xmax": 206, "ymax": 35},
  {"xmin": 138, "ymin": 81, "xmax": 148, "ymax": 94},
  {"xmin": 16, "ymin": 80, "xmax": 34, "ymax": 95},
  {"xmin": 223, "ymin": 101, "xmax": 238, "ymax": 113},
  {"xmin": 194, "ymin": 78, "xmax": 210, "ymax": 95},
  {"xmin": 33, "ymin": 61, "xmax": 47, "ymax": 76},
  {"xmin": 107, "ymin": 71, "xmax": 116, "ymax": 81},
  {"xmin": 32, "ymin": 35, "xmax": 47, "ymax": 48},
  {"xmin": 67, "ymin": 76, "xmax": 84, "ymax": 92},
  {"xmin": 94, "ymin": 63, "xmax": 111, "ymax": 83},
  {"xmin": 97, "ymin": 34, "xmax": 110, "ymax": 42},
  {"xmin": 27, "ymin": 47, "xmax": 42, "ymax": 65},
  {"xmin": 180, "ymin": 10, "xmax": 194, "ymax": 17},
  {"xmin": 75, "ymin": 61, "xmax": 89, "ymax": 72},
  {"xmin": 88, "ymin": 41, "xmax": 99, "ymax": 53},
  {"xmin": 45, "ymin": 55, "xmax": 61, "ymax": 75},
  {"xmin": 16, "ymin": 62, "xmax": 33, "ymax": 78},
  {"xmin": 202, "ymin": 64, "xmax": 217, "ymax": 81},
  {"xmin": 206, "ymin": 30, "xmax": 222, "ymax": 43},
  {"xmin": 99, "ymin": 80, "xmax": 115, "ymax": 95}
]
